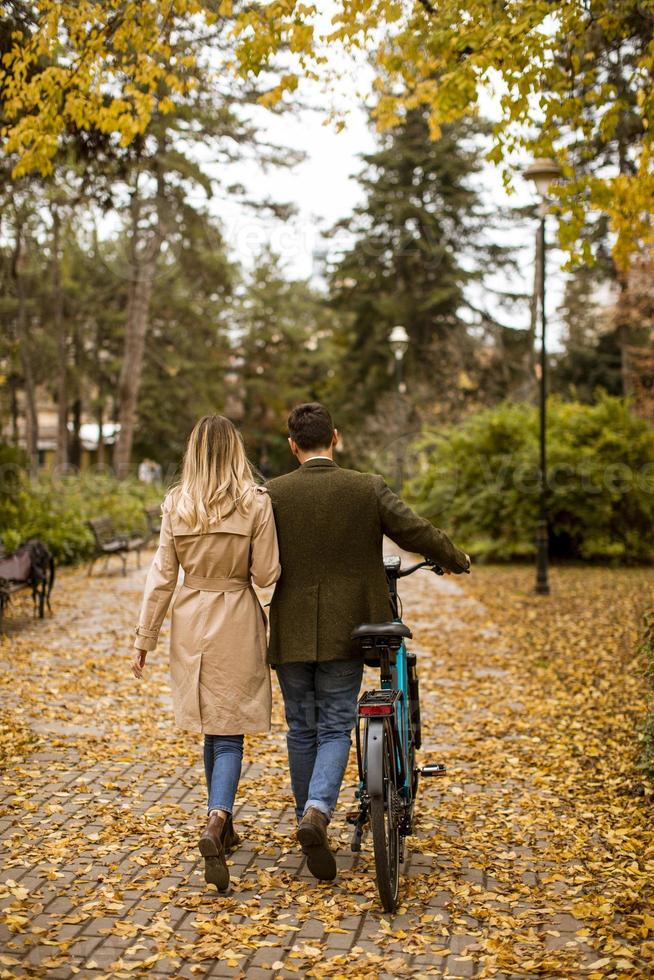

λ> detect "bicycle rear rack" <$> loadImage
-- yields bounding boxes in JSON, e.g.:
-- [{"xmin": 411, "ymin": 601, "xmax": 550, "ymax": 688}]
[{"xmin": 358, "ymin": 689, "xmax": 402, "ymax": 716}]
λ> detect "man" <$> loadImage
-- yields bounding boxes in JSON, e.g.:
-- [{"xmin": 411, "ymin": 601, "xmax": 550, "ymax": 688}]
[{"xmin": 267, "ymin": 403, "xmax": 470, "ymax": 882}]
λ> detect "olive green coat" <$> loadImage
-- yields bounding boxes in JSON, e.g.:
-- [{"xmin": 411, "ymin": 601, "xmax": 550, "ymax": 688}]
[{"xmin": 266, "ymin": 458, "xmax": 469, "ymax": 665}]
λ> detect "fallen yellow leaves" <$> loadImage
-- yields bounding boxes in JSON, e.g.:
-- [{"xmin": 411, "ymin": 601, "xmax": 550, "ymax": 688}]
[{"xmin": 0, "ymin": 562, "xmax": 653, "ymax": 977}]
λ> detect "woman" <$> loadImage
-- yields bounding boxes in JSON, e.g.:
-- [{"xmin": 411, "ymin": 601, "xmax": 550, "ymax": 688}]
[{"xmin": 131, "ymin": 415, "xmax": 280, "ymax": 891}]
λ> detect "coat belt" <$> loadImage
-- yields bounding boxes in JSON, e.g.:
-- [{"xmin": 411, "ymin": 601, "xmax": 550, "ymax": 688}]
[{"xmin": 183, "ymin": 573, "xmax": 250, "ymax": 592}]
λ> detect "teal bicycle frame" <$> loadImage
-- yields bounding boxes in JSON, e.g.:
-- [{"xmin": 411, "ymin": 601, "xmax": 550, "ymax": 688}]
[
  {"xmin": 383, "ymin": 642, "xmax": 411, "ymax": 800},
  {"xmin": 349, "ymin": 554, "xmax": 453, "ymax": 907},
  {"xmin": 351, "ymin": 555, "xmax": 437, "ymax": 848}
]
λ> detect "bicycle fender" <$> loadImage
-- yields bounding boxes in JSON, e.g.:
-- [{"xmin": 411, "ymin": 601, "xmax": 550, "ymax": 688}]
[{"xmin": 366, "ymin": 719, "xmax": 386, "ymax": 801}]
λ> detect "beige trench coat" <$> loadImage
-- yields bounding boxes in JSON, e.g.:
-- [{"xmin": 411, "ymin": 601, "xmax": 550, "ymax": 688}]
[{"xmin": 133, "ymin": 487, "xmax": 281, "ymax": 735}]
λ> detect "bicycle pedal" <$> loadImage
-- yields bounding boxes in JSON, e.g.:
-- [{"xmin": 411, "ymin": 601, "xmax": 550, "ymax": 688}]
[
  {"xmin": 419, "ymin": 763, "xmax": 447, "ymax": 778},
  {"xmin": 346, "ymin": 809, "xmax": 362, "ymax": 825}
]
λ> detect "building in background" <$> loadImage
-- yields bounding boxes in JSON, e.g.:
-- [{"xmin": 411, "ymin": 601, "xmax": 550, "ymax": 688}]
[{"xmin": 1, "ymin": 388, "xmax": 119, "ymax": 471}]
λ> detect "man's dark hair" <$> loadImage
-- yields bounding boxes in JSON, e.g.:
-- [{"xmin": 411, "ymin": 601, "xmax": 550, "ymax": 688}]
[{"xmin": 287, "ymin": 403, "xmax": 335, "ymax": 451}]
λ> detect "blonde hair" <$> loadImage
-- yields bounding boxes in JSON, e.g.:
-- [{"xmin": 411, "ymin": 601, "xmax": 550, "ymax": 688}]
[{"xmin": 173, "ymin": 415, "xmax": 257, "ymax": 532}]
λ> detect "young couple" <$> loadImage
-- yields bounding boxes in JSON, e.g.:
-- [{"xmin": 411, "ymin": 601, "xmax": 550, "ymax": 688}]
[{"xmin": 131, "ymin": 402, "xmax": 470, "ymax": 892}]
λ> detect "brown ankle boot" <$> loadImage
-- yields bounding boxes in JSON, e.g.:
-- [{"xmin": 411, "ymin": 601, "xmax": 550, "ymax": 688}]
[
  {"xmin": 297, "ymin": 807, "xmax": 337, "ymax": 882},
  {"xmin": 221, "ymin": 814, "xmax": 241, "ymax": 853},
  {"xmin": 198, "ymin": 812, "xmax": 229, "ymax": 891}
]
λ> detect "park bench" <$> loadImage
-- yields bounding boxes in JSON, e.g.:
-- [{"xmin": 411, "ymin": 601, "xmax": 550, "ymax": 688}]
[
  {"xmin": 87, "ymin": 517, "xmax": 146, "ymax": 577},
  {"xmin": 144, "ymin": 504, "xmax": 162, "ymax": 542},
  {"xmin": 0, "ymin": 540, "xmax": 55, "ymax": 634}
]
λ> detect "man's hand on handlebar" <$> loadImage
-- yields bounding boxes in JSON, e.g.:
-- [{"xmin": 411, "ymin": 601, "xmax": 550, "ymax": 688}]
[
  {"xmin": 397, "ymin": 556, "xmax": 471, "ymax": 578},
  {"xmin": 425, "ymin": 554, "xmax": 472, "ymax": 576}
]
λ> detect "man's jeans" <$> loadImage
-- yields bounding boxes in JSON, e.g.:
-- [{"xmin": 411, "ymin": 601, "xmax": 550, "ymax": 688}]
[{"xmin": 276, "ymin": 659, "xmax": 364, "ymax": 822}]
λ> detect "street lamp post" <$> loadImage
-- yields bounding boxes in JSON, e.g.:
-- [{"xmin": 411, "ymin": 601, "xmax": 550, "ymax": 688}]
[
  {"xmin": 524, "ymin": 157, "xmax": 562, "ymax": 597},
  {"xmin": 389, "ymin": 325, "xmax": 409, "ymax": 492}
]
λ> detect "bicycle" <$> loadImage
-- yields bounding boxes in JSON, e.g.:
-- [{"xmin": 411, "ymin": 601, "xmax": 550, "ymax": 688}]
[{"xmin": 348, "ymin": 554, "xmax": 449, "ymax": 912}]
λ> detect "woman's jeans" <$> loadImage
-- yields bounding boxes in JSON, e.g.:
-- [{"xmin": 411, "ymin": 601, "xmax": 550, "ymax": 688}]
[
  {"xmin": 203, "ymin": 734, "xmax": 244, "ymax": 814},
  {"xmin": 276, "ymin": 659, "xmax": 364, "ymax": 822}
]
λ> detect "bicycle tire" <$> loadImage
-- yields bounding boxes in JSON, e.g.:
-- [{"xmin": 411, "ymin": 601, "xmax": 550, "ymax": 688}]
[{"xmin": 367, "ymin": 717, "xmax": 400, "ymax": 912}]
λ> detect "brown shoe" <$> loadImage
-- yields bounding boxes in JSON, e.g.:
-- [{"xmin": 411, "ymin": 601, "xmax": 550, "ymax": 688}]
[
  {"xmin": 222, "ymin": 814, "xmax": 241, "ymax": 853},
  {"xmin": 198, "ymin": 812, "xmax": 229, "ymax": 891},
  {"xmin": 297, "ymin": 807, "xmax": 337, "ymax": 881}
]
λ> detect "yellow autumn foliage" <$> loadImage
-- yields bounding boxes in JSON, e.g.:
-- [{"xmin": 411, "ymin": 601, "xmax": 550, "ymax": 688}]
[{"xmin": 2, "ymin": 1, "xmax": 653, "ymax": 266}]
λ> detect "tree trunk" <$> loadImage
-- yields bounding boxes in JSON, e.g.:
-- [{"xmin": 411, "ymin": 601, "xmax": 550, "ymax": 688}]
[
  {"xmin": 114, "ymin": 178, "xmax": 164, "ymax": 480},
  {"xmin": 70, "ymin": 396, "xmax": 82, "ymax": 468},
  {"xmin": 69, "ymin": 324, "xmax": 83, "ymax": 467},
  {"xmin": 615, "ymin": 267, "xmax": 631, "ymax": 397},
  {"xmin": 52, "ymin": 206, "xmax": 69, "ymax": 472},
  {"xmin": 11, "ymin": 225, "xmax": 39, "ymax": 475},
  {"xmin": 96, "ymin": 399, "xmax": 105, "ymax": 469},
  {"xmin": 10, "ymin": 379, "xmax": 19, "ymax": 445}
]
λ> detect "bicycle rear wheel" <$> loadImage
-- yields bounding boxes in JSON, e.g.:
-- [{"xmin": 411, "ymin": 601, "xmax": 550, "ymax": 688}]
[{"xmin": 366, "ymin": 717, "xmax": 400, "ymax": 912}]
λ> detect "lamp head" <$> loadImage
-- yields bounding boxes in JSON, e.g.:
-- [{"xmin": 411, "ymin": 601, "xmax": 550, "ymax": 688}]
[
  {"xmin": 389, "ymin": 324, "xmax": 409, "ymax": 359},
  {"xmin": 524, "ymin": 157, "xmax": 562, "ymax": 199}
]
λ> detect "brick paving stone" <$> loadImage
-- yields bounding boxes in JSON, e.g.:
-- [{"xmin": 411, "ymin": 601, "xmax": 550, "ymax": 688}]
[
  {"xmin": 150, "ymin": 955, "xmax": 185, "ymax": 974},
  {"xmin": 356, "ymin": 917, "xmax": 383, "ymax": 940},
  {"xmin": 85, "ymin": 915, "xmax": 122, "ymax": 935},
  {"xmin": 544, "ymin": 932, "xmax": 582, "ymax": 952},
  {"xmin": 449, "ymin": 934, "xmax": 479, "ymax": 955},
  {"xmin": 247, "ymin": 947, "xmax": 287, "ymax": 967},
  {"xmin": 412, "ymin": 951, "xmax": 448, "ymax": 966},
  {"xmin": 336, "ymin": 914, "xmax": 362, "ymax": 930},
  {"xmin": 428, "ymin": 890, "xmax": 453, "ymax": 908},
  {"xmin": 100, "ymin": 934, "xmax": 134, "ymax": 949},
  {"xmin": 445, "ymin": 955, "xmax": 476, "ymax": 977},
  {"xmin": 21, "ymin": 946, "xmax": 54, "ymax": 967},
  {"xmin": 84, "ymin": 943, "xmax": 125, "ymax": 968},
  {"xmin": 54, "ymin": 922, "xmax": 85, "ymax": 940},
  {"xmin": 551, "ymin": 912, "xmax": 582, "ymax": 933},
  {"xmin": 351, "ymin": 939, "xmax": 382, "ymax": 955},
  {"xmin": 206, "ymin": 964, "xmax": 243, "ymax": 978},
  {"xmin": 63, "ymin": 936, "xmax": 103, "ymax": 960},
  {"xmin": 42, "ymin": 893, "xmax": 75, "ymax": 913},
  {"xmin": 277, "ymin": 852, "xmax": 304, "ymax": 870},
  {"xmin": 296, "ymin": 918, "xmax": 325, "ymax": 938},
  {"xmin": 324, "ymin": 930, "xmax": 355, "ymax": 950}
]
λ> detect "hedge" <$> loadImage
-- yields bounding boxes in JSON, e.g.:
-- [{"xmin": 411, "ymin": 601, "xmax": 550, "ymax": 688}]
[
  {"xmin": 406, "ymin": 396, "xmax": 654, "ymax": 562},
  {"xmin": 0, "ymin": 449, "xmax": 165, "ymax": 564}
]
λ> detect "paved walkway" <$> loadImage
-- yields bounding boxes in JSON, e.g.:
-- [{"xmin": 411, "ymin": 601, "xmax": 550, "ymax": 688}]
[{"xmin": 0, "ymin": 554, "xmax": 649, "ymax": 978}]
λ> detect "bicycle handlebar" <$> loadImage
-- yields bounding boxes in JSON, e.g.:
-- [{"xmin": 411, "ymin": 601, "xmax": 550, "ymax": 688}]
[{"xmin": 396, "ymin": 559, "xmax": 444, "ymax": 578}]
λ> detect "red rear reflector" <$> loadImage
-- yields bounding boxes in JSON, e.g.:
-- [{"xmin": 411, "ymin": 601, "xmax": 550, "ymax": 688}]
[{"xmin": 359, "ymin": 704, "xmax": 394, "ymax": 716}]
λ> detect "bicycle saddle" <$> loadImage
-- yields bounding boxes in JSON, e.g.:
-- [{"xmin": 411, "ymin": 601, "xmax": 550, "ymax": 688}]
[{"xmin": 351, "ymin": 622, "xmax": 412, "ymax": 646}]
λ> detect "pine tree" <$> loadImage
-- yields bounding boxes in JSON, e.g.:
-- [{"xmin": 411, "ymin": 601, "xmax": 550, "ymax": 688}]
[
  {"xmin": 328, "ymin": 108, "xmax": 517, "ymax": 434},
  {"xmin": 233, "ymin": 250, "xmax": 344, "ymax": 475}
]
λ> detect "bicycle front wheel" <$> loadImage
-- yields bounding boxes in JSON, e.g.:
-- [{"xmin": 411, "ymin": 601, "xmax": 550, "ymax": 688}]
[{"xmin": 366, "ymin": 717, "xmax": 400, "ymax": 912}]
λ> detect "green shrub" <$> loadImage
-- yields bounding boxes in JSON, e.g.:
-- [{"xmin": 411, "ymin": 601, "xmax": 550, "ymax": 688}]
[
  {"xmin": 406, "ymin": 396, "xmax": 654, "ymax": 561},
  {"xmin": 0, "ymin": 459, "xmax": 165, "ymax": 564},
  {"xmin": 637, "ymin": 612, "xmax": 654, "ymax": 782}
]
